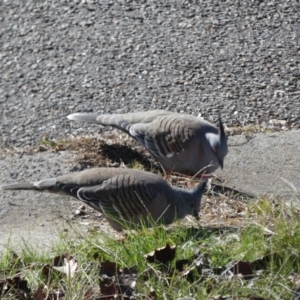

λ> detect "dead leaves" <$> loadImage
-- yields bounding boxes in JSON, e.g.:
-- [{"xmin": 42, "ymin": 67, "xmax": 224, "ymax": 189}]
[
  {"xmin": 55, "ymin": 135, "xmax": 155, "ymax": 171},
  {"xmin": 142, "ymin": 243, "xmax": 284, "ymax": 300},
  {"xmin": 0, "ymin": 253, "xmax": 137, "ymax": 300},
  {"xmin": 0, "ymin": 274, "xmax": 64, "ymax": 300},
  {"xmin": 53, "ymin": 257, "xmax": 78, "ymax": 278},
  {"xmin": 0, "ymin": 254, "xmax": 75, "ymax": 300},
  {"xmin": 32, "ymin": 287, "xmax": 65, "ymax": 300},
  {"xmin": 41, "ymin": 254, "xmax": 78, "ymax": 279},
  {"xmin": 0, "ymin": 275, "xmax": 30, "ymax": 300},
  {"xmin": 144, "ymin": 243, "xmax": 266, "ymax": 282},
  {"xmin": 99, "ymin": 261, "xmax": 137, "ymax": 300},
  {"xmin": 0, "ymin": 242, "xmax": 296, "ymax": 299},
  {"xmin": 144, "ymin": 243, "xmax": 176, "ymax": 265}
]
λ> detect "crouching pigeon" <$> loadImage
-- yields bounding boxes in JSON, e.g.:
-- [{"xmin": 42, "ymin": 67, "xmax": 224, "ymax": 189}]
[{"xmin": 1, "ymin": 168, "xmax": 208, "ymax": 231}]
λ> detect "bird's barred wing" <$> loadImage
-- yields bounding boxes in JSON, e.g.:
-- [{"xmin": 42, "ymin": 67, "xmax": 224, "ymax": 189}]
[
  {"xmin": 129, "ymin": 115, "xmax": 196, "ymax": 158},
  {"xmin": 75, "ymin": 174, "xmax": 163, "ymax": 222}
]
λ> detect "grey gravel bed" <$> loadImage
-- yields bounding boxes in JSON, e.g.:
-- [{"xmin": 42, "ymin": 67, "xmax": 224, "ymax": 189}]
[{"xmin": 1, "ymin": 0, "xmax": 300, "ymax": 149}]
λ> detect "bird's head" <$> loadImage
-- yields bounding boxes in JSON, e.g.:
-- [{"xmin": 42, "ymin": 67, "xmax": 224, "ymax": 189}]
[
  {"xmin": 188, "ymin": 179, "xmax": 210, "ymax": 220},
  {"xmin": 205, "ymin": 116, "xmax": 228, "ymax": 169}
]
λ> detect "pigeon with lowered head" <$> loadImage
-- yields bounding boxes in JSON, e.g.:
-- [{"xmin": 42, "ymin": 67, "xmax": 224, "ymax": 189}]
[
  {"xmin": 67, "ymin": 110, "xmax": 228, "ymax": 177},
  {"xmin": 1, "ymin": 167, "xmax": 208, "ymax": 231}
]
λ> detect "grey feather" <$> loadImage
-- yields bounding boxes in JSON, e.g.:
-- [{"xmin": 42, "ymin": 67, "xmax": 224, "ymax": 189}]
[
  {"xmin": 1, "ymin": 168, "xmax": 207, "ymax": 231},
  {"xmin": 67, "ymin": 110, "xmax": 228, "ymax": 175}
]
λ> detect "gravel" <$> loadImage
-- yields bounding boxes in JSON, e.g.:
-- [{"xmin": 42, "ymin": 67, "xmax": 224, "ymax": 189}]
[{"xmin": 0, "ymin": 0, "xmax": 300, "ymax": 149}]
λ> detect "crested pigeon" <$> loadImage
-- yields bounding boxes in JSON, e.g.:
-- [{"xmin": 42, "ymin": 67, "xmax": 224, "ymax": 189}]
[
  {"xmin": 1, "ymin": 168, "xmax": 207, "ymax": 231},
  {"xmin": 67, "ymin": 110, "xmax": 228, "ymax": 176}
]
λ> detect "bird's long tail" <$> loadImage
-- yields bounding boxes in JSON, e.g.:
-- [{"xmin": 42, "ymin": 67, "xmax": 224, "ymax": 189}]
[
  {"xmin": 1, "ymin": 178, "xmax": 56, "ymax": 191},
  {"xmin": 67, "ymin": 110, "xmax": 169, "ymax": 135},
  {"xmin": 67, "ymin": 112, "xmax": 128, "ymax": 131},
  {"xmin": 67, "ymin": 110, "xmax": 169, "ymax": 126},
  {"xmin": 67, "ymin": 113, "xmax": 100, "ymax": 124},
  {"xmin": 1, "ymin": 182, "xmax": 37, "ymax": 190},
  {"xmin": 67, "ymin": 112, "xmax": 131, "ymax": 137}
]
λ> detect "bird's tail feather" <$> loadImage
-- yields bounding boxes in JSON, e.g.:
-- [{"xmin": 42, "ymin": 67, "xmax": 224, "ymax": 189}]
[
  {"xmin": 0, "ymin": 182, "xmax": 36, "ymax": 190},
  {"xmin": 67, "ymin": 113, "xmax": 123, "ymax": 128},
  {"xmin": 67, "ymin": 113, "xmax": 100, "ymax": 123},
  {"xmin": 1, "ymin": 178, "xmax": 56, "ymax": 191}
]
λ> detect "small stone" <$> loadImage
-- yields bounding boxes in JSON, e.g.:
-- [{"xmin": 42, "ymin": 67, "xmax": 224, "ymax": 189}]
[{"xmin": 75, "ymin": 205, "xmax": 86, "ymax": 216}]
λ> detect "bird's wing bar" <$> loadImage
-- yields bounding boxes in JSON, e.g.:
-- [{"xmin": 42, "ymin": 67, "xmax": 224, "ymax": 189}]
[
  {"xmin": 76, "ymin": 174, "xmax": 162, "ymax": 222},
  {"xmin": 129, "ymin": 115, "xmax": 196, "ymax": 158}
]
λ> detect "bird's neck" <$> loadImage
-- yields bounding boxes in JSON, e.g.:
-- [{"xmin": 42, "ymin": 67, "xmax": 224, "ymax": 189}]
[{"xmin": 173, "ymin": 188, "xmax": 190, "ymax": 219}]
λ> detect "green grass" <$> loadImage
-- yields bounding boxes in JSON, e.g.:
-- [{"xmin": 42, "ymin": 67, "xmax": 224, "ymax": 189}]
[{"xmin": 1, "ymin": 196, "xmax": 300, "ymax": 299}]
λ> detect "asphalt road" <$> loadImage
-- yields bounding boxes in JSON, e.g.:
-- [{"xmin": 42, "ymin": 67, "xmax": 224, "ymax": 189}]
[{"xmin": 1, "ymin": 0, "xmax": 300, "ymax": 150}]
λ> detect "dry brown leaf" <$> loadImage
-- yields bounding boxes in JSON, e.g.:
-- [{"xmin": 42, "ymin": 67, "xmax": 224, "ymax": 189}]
[
  {"xmin": 32, "ymin": 287, "xmax": 46, "ymax": 300},
  {"xmin": 41, "ymin": 264, "xmax": 52, "ymax": 277},
  {"xmin": 144, "ymin": 243, "xmax": 176, "ymax": 265},
  {"xmin": 0, "ymin": 276, "xmax": 30, "ymax": 299},
  {"xmin": 53, "ymin": 254, "xmax": 68, "ymax": 267},
  {"xmin": 99, "ymin": 260, "xmax": 137, "ymax": 299},
  {"xmin": 226, "ymin": 261, "xmax": 253, "ymax": 278},
  {"xmin": 53, "ymin": 257, "xmax": 77, "ymax": 278}
]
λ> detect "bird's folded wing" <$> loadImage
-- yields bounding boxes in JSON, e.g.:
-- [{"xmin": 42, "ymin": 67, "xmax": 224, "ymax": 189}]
[
  {"xmin": 129, "ymin": 115, "xmax": 196, "ymax": 158},
  {"xmin": 76, "ymin": 174, "xmax": 162, "ymax": 221},
  {"xmin": 55, "ymin": 182, "xmax": 81, "ymax": 196}
]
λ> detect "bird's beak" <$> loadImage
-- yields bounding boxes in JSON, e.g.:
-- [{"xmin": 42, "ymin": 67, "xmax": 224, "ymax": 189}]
[
  {"xmin": 219, "ymin": 159, "xmax": 223, "ymax": 169},
  {"xmin": 193, "ymin": 210, "xmax": 200, "ymax": 220}
]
